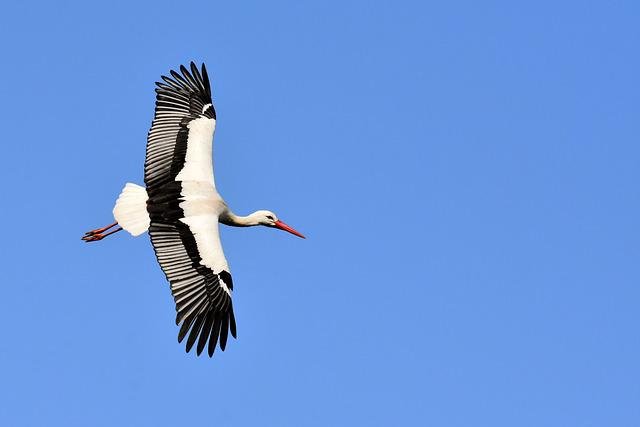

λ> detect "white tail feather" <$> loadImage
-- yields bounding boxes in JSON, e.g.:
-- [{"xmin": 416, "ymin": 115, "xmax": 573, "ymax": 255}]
[{"xmin": 113, "ymin": 183, "xmax": 150, "ymax": 236}]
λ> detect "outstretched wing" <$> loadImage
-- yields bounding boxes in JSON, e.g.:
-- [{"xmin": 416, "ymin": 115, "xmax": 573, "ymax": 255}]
[
  {"xmin": 145, "ymin": 62, "xmax": 236, "ymax": 357},
  {"xmin": 145, "ymin": 61, "xmax": 217, "ymax": 190},
  {"xmin": 148, "ymin": 217, "xmax": 237, "ymax": 357}
]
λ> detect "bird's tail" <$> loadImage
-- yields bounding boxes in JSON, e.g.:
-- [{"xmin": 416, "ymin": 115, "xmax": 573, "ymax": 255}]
[{"xmin": 112, "ymin": 183, "xmax": 150, "ymax": 236}]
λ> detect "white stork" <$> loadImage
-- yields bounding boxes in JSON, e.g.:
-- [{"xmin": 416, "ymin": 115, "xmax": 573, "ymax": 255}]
[{"xmin": 83, "ymin": 62, "xmax": 304, "ymax": 357}]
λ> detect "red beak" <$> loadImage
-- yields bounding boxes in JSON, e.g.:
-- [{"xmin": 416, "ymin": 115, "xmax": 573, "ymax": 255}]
[{"xmin": 274, "ymin": 220, "xmax": 305, "ymax": 239}]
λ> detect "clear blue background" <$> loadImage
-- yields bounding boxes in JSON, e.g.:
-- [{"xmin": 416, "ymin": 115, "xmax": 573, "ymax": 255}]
[{"xmin": 0, "ymin": 1, "xmax": 638, "ymax": 426}]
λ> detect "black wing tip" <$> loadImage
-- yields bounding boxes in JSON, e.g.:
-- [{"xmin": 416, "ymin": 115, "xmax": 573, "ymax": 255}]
[
  {"xmin": 177, "ymin": 310, "xmax": 236, "ymax": 358},
  {"xmin": 159, "ymin": 61, "xmax": 206, "ymax": 79},
  {"xmin": 190, "ymin": 61, "xmax": 199, "ymax": 76},
  {"xmin": 187, "ymin": 60, "xmax": 206, "ymax": 73},
  {"xmin": 155, "ymin": 61, "xmax": 212, "ymax": 109},
  {"xmin": 229, "ymin": 304, "xmax": 237, "ymax": 339}
]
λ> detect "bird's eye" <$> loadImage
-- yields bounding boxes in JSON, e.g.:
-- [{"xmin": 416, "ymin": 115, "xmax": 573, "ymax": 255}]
[{"xmin": 266, "ymin": 215, "xmax": 274, "ymax": 220}]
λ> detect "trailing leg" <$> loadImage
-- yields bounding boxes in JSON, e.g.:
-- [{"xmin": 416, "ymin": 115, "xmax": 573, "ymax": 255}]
[{"xmin": 82, "ymin": 223, "xmax": 123, "ymax": 242}]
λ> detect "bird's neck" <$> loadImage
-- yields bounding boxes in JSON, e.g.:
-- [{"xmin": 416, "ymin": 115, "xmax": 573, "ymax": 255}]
[{"xmin": 219, "ymin": 210, "xmax": 259, "ymax": 227}]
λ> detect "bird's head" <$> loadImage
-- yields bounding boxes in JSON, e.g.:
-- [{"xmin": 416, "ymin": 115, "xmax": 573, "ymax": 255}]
[{"xmin": 253, "ymin": 210, "xmax": 305, "ymax": 239}]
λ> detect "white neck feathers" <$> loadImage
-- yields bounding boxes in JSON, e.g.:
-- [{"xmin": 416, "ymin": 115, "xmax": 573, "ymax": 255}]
[{"xmin": 219, "ymin": 210, "xmax": 261, "ymax": 227}]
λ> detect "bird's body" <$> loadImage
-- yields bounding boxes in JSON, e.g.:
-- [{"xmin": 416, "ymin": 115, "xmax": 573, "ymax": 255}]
[{"xmin": 84, "ymin": 62, "xmax": 304, "ymax": 357}]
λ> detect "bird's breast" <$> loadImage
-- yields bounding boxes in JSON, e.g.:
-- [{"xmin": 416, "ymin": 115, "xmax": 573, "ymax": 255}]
[{"xmin": 179, "ymin": 181, "xmax": 226, "ymax": 217}]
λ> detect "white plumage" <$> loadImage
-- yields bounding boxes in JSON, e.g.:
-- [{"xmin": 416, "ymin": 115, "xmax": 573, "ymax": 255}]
[
  {"xmin": 112, "ymin": 183, "xmax": 149, "ymax": 236},
  {"xmin": 84, "ymin": 62, "xmax": 304, "ymax": 358}
]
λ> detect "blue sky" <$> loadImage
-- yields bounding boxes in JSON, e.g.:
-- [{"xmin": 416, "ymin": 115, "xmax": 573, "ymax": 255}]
[{"xmin": 1, "ymin": 1, "xmax": 638, "ymax": 425}]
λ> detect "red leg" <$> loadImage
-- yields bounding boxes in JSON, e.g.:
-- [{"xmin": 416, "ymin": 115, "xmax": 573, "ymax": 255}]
[
  {"xmin": 84, "ymin": 222, "xmax": 118, "ymax": 236},
  {"xmin": 82, "ymin": 224, "xmax": 122, "ymax": 242}
]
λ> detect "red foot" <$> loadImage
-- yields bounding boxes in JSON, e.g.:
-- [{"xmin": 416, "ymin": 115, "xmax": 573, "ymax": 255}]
[
  {"xmin": 82, "ymin": 224, "xmax": 122, "ymax": 243},
  {"xmin": 82, "ymin": 233, "xmax": 106, "ymax": 242}
]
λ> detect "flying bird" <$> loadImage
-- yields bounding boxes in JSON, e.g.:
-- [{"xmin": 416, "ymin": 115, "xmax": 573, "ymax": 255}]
[{"xmin": 83, "ymin": 62, "xmax": 304, "ymax": 357}]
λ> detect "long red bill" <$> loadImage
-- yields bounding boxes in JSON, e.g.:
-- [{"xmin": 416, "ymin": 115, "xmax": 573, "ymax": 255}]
[{"xmin": 274, "ymin": 220, "xmax": 305, "ymax": 239}]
